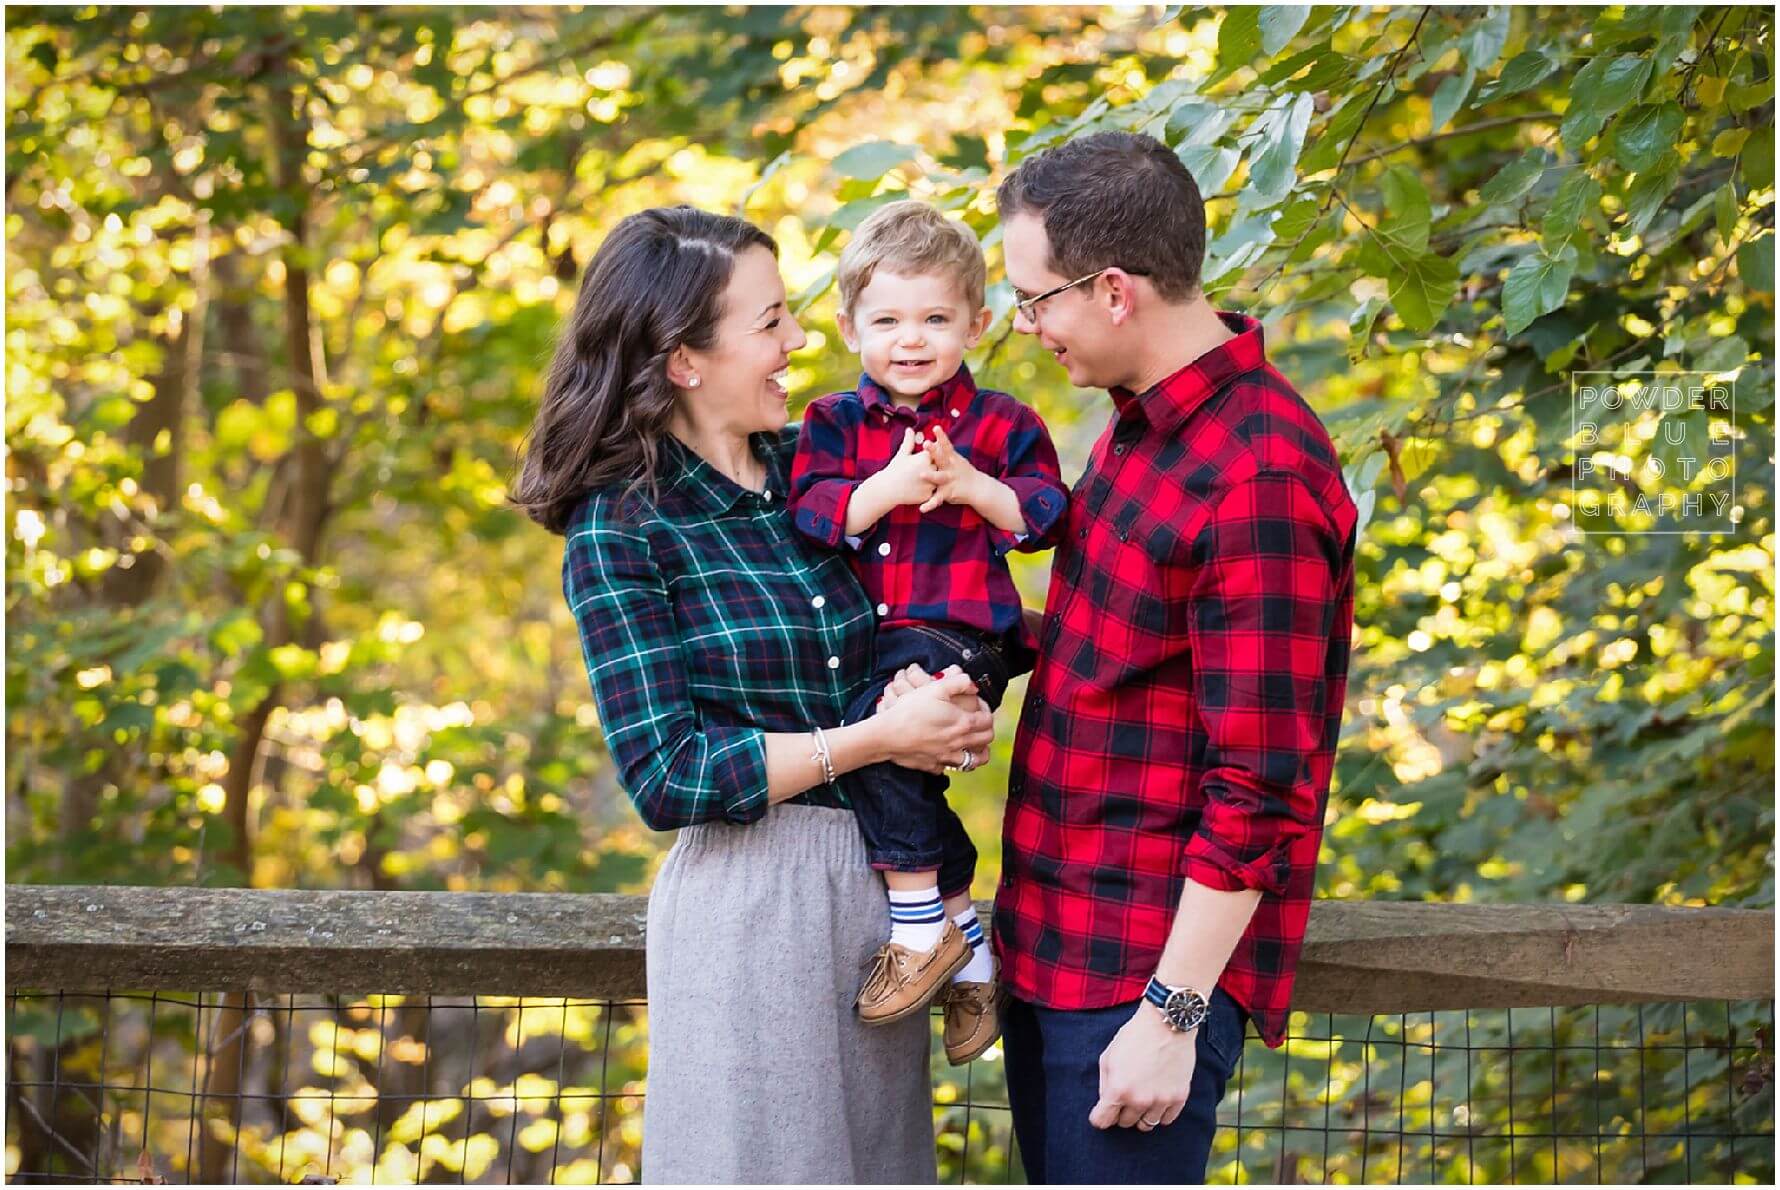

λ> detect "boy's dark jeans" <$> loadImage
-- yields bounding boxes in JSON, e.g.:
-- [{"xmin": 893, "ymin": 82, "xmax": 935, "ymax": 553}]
[{"xmin": 843, "ymin": 623, "xmax": 1017, "ymax": 898}]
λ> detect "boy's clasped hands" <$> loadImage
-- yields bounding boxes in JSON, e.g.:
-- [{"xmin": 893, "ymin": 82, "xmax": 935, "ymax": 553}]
[{"xmin": 863, "ymin": 424, "xmax": 993, "ymax": 517}]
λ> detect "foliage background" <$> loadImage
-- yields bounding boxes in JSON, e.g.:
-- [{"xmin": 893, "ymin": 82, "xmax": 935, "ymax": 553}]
[{"xmin": 6, "ymin": 4, "xmax": 1773, "ymax": 1184}]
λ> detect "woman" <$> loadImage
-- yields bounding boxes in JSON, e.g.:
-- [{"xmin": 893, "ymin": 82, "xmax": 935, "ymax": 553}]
[{"xmin": 513, "ymin": 205, "xmax": 995, "ymax": 1184}]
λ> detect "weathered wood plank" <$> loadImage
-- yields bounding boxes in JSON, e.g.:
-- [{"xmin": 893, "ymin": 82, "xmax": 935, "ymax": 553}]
[{"xmin": 6, "ymin": 886, "xmax": 1771, "ymax": 1011}]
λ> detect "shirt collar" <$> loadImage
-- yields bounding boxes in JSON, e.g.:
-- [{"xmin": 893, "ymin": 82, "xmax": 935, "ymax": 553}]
[
  {"xmin": 659, "ymin": 431, "xmax": 786, "ymax": 518},
  {"xmin": 1109, "ymin": 310, "xmax": 1266, "ymax": 433},
  {"xmin": 857, "ymin": 364, "xmax": 979, "ymax": 419}
]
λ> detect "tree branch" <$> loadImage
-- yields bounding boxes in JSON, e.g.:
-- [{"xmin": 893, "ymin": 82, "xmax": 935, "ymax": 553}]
[{"xmin": 1340, "ymin": 112, "xmax": 1562, "ymax": 171}]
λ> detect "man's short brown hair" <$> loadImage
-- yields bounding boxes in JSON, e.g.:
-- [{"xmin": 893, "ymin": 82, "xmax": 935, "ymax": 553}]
[
  {"xmin": 837, "ymin": 199, "xmax": 987, "ymax": 316},
  {"xmin": 996, "ymin": 130, "xmax": 1206, "ymax": 301}
]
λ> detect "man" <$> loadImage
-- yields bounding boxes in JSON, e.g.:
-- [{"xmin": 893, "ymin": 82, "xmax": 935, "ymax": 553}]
[{"xmin": 993, "ymin": 130, "xmax": 1359, "ymax": 1183}]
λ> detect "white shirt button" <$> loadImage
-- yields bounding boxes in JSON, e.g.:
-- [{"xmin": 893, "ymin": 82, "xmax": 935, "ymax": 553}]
[
  {"xmin": 878, "ymin": 542, "xmax": 891, "ymax": 556},
  {"xmin": 827, "ymin": 655, "xmax": 841, "ymax": 669},
  {"xmin": 811, "ymin": 595, "xmax": 826, "ymax": 609}
]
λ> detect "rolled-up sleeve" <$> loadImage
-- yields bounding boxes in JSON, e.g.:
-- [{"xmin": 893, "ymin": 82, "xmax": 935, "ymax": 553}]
[
  {"xmin": 1181, "ymin": 470, "xmax": 1342, "ymax": 897},
  {"xmin": 988, "ymin": 404, "xmax": 1069, "ymax": 556},
  {"xmin": 562, "ymin": 496, "xmax": 768, "ymax": 831},
  {"xmin": 787, "ymin": 399, "xmax": 861, "ymax": 550}
]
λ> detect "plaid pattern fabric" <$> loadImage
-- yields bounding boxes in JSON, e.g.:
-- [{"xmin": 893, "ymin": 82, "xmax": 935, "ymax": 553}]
[
  {"xmin": 995, "ymin": 312, "xmax": 1358, "ymax": 1048},
  {"xmin": 787, "ymin": 366, "xmax": 1068, "ymax": 654},
  {"xmin": 561, "ymin": 426, "xmax": 876, "ymax": 831}
]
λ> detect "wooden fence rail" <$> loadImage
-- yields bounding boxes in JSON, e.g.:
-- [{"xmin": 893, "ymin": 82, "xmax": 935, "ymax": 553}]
[{"xmin": 6, "ymin": 885, "xmax": 1772, "ymax": 1011}]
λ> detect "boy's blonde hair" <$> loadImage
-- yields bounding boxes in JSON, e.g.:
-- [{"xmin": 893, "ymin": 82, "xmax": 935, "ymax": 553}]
[{"xmin": 836, "ymin": 200, "xmax": 987, "ymax": 317}]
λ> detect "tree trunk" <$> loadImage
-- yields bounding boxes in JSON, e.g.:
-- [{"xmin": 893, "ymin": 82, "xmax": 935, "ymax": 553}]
[{"xmin": 201, "ymin": 41, "xmax": 336, "ymax": 1184}]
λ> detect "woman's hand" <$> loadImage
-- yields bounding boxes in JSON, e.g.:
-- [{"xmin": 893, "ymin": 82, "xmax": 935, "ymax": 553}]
[{"xmin": 873, "ymin": 666, "xmax": 994, "ymax": 774}]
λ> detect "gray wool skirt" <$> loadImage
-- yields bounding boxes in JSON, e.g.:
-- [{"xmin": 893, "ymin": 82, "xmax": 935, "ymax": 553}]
[{"xmin": 641, "ymin": 802, "xmax": 937, "ymax": 1185}]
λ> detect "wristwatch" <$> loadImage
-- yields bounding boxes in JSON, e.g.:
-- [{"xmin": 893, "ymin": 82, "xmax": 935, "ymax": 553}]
[{"xmin": 1143, "ymin": 975, "xmax": 1209, "ymax": 1034}]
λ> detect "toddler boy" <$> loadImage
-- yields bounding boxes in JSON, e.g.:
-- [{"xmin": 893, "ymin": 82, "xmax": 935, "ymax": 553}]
[{"xmin": 789, "ymin": 200, "xmax": 1068, "ymax": 1064}]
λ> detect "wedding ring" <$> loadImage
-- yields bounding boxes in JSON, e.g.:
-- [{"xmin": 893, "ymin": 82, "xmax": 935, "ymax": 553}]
[
  {"xmin": 1139, "ymin": 1115, "xmax": 1162, "ymax": 1129},
  {"xmin": 959, "ymin": 750, "xmax": 974, "ymax": 770}
]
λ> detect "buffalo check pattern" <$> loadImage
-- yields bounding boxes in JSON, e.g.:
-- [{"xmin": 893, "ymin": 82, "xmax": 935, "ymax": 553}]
[
  {"xmin": 561, "ymin": 426, "xmax": 875, "ymax": 831},
  {"xmin": 995, "ymin": 311, "xmax": 1359, "ymax": 1048},
  {"xmin": 787, "ymin": 365, "xmax": 1068, "ymax": 656}
]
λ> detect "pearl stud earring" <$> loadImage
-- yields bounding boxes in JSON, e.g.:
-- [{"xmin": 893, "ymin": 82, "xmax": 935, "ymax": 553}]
[{"xmin": 688, "ymin": 376, "xmax": 701, "ymax": 387}]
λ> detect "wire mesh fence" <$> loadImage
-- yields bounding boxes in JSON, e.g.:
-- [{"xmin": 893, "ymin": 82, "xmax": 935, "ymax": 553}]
[{"xmin": 6, "ymin": 988, "xmax": 1772, "ymax": 1184}]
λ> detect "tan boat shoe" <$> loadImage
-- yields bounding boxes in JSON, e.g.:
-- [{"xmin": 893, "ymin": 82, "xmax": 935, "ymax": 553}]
[
  {"xmin": 856, "ymin": 921, "xmax": 971, "ymax": 1026},
  {"xmin": 942, "ymin": 962, "xmax": 1001, "ymax": 1065}
]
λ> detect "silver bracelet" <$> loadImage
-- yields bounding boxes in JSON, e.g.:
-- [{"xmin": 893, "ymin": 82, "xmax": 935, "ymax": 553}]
[{"xmin": 810, "ymin": 725, "xmax": 837, "ymax": 786}]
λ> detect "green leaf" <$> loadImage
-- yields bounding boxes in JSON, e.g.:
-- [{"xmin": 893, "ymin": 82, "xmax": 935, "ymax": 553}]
[
  {"xmin": 1247, "ymin": 91, "xmax": 1314, "ymax": 202},
  {"xmin": 1176, "ymin": 143, "xmax": 1241, "ymax": 195},
  {"xmin": 1348, "ymin": 295, "xmax": 1386, "ymax": 363},
  {"xmin": 1478, "ymin": 149, "xmax": 1548, "ymax": 206},
  {"xmin": 1715, "ymin": 183, "xmax": 1740, "ymax": 247},
  {"xmin": 1431, "ymin": 67, "xmax": 1474, "ymax": 134},
  {"xmin": 1463, "ymin": 8, "xmax": 1512, "ymax": 72},
  {"xmin": 1204, "ymin": 209, "xmax": 1277, "ymax": 281},
  {"xmin": 1475, "ymin": 50, "xmax": 1558, "ymax": 105},
  {"xmin": 1623, "ymin": 150, "xmax": 1681, "ymax": 235},
  {"xmin": 1561, "ymin": 55, "xmax": 1653, "ymax": 150},
  {"xmin": 1740, "ymin": 124, "xmax": 1774, "ymax": 190},
  {"xmin": 1259, "ymin": 6, "xmax": 1310, "ymax": 55},
  {"xmin": 1713, "ymin": 127, "xmax": 1752, "ymax": 159},
  {"xmin": 1738, "ymin": 234, "xmax": 1774, "ymax": 294},
  {"xmin": 1380, "ymin": 166, "xmax": 1432, "ymax": 252},
  {"xmin": 1299, "ymin": 91, "xmax": 1368, "ymax": 173},
  {"xmin": 1541, "ymin": 169, "xmax": 1602, "ymax": 252},
  {"xmin": 1610, "ymin": 103, "xmax": 1684, "ymax": 174},
  {"xmin": 1696, "ymin": 334, "xmax": 1749, "ymax": 374},
  {"xmin": 1166, "ymin": 102, "xmax": 1239, "ymax": 147},
  {"xmin": 1388, "ymin": 252, "xmax": 1461, "ymax": 333},
  {"xmin": 1217, "ymin": 7, "xmax": 1262, "ymax": 70},
  {"xmin": 830, "ymin": 141, "xmax": 919, "ymax": 181},
  {"xmin": 1502, "ymin": 250, "xmax": 1576, "ymax": 335}
]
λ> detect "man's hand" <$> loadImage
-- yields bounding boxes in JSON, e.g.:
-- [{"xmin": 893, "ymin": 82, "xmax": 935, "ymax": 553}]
[
  {"xmin": 1089, "ymin": 1002, "xmax": 1199, "ymax": 1131},
  {"xmin": 919, "ymin": 425, "xmax": 992, "ymax": 514}
]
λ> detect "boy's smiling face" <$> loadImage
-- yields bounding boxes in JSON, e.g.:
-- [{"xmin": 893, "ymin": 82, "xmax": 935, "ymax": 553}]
[{"xmin": 838, "ymin": 269, "xmax": 991, "ymax": 403}]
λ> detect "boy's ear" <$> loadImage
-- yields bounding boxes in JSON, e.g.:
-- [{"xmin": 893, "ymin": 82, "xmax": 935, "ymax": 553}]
[
  {"xmin": 964, "ymin": 304, "xmax": 994, "ymax": 348},
  {"xmin": 835, "ymin": 310, "xmax": 860, "ymax": 352}
]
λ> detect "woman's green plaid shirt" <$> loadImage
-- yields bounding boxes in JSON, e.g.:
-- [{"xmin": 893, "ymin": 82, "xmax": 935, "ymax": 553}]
[{"xmin": 562, "ymin": 426, "xmax": 878, "ymax": 830}]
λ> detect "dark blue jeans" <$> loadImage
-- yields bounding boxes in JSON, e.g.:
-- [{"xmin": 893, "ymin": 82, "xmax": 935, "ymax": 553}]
[
  {"xmin": 1002, "ymin": 987, "xmax": 1249, "ymax": 1185},
  {"xmin": 842, "ymin": 623, "xmax": 1015, "ymax": 898}
]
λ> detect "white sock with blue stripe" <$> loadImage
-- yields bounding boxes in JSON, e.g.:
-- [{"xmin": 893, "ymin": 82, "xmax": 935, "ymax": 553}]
[
  {"xmin": 887, "ymin": 885, "xmax": 947, "ymax": 951},
  {"xmin": 952, "ymin": 906, "xmax": 994, "ymax": 983}
]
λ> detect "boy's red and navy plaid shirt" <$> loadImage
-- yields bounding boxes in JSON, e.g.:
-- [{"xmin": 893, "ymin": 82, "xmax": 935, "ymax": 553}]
[
  {"xmin": 994, "ymin": 311, "xmax": 1359, "ymax": 1048},
  {"xmin": 787, "ymin": 365, "xmax": 1068, "ymax": 655}
]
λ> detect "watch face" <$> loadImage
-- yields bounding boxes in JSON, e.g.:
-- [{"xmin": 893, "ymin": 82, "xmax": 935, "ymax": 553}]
[{"xmin": 1163, "ymin": 988, "xmax": 1209, "ymax": 1033}]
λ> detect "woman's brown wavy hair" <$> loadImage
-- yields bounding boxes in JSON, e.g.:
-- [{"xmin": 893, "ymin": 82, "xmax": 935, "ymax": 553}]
[{"xmin": 511, "ymin": 205, "xmax": 777, "ymax": 535}]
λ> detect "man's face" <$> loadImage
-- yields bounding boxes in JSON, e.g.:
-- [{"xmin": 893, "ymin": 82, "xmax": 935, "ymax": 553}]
[{"xmin": 1002, "ymin": 211, "xmax": 1116, "ymax": 389}]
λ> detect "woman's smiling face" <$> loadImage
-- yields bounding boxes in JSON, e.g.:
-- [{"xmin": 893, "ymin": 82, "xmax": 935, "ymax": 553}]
[{"xmin": 680, "ymin": 244, "xmax": 808, "ymax": 435}]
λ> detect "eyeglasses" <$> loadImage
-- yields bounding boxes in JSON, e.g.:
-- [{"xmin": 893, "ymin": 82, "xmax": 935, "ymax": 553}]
[{"xmin": 1011, "ymin": 266, "xmax": 1148, "ymax": 322}]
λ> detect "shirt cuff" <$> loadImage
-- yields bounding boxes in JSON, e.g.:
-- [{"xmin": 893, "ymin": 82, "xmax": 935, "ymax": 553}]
[
  {"xmin": 709, "ymin": 727, "xmax": 771, "ymax": 826},
  {"xmin": 993, "ymin": 479, "xmax": 1067, "ymax": 555},
  {"xmin": 1181, "ymin": 824, "xmax": 1295, "ymax": 898},
  {"xmin": 790, "ymin": 480, "xmax": 859, "ymax": 550}
]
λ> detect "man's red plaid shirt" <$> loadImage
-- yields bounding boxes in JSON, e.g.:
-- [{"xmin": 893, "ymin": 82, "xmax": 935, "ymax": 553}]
[{"xmin": 994, "ymin": 311, "xmax": 1358, "ymax": 1047}]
